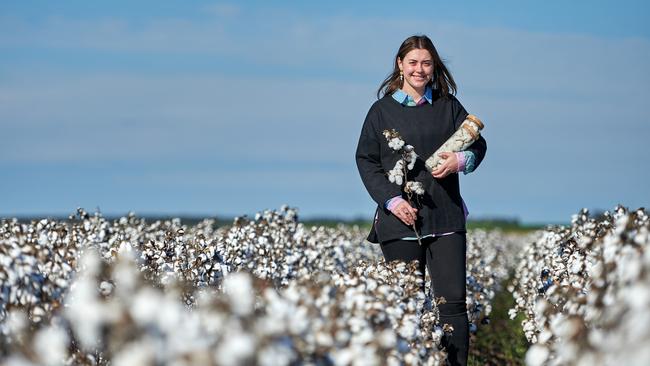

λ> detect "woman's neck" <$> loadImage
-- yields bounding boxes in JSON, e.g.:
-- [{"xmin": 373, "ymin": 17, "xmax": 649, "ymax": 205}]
[{"xmin": 402, "ymin": 84, "xmax": 425, "ymax": 101}]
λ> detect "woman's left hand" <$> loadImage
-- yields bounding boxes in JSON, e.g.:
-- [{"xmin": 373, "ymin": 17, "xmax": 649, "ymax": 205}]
[{"xmin": 431, "ymin": 152, "xmax": 458, "ymax": 179}]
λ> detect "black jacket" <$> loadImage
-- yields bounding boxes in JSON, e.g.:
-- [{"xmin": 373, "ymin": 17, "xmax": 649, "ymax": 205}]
[{"xmin": 355, "ymin": 94, "xmax": 487, "ymax": 243}]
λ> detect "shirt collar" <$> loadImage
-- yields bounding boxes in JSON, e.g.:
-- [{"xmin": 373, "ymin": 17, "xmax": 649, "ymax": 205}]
[{"xmin": 392, "ymin": 85, "xmax": 433, "ymax": 106}]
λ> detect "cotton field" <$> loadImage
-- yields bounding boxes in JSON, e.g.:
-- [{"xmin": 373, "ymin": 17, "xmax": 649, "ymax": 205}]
[
  {"xmin": 508, "ymin": 205, "xmax": 650, "ymax": 366},
  {"xmin": 3, "ymin": 204, "xmax": 647, "ymax": 365},
  {"xmin": 1, "ymin": 206, "xmax": 517, "ymax": 366}
]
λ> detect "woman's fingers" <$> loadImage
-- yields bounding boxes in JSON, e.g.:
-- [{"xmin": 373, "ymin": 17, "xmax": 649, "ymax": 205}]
[
  {"xmin": 432, "ymin": 166, "xmax": 449, "ymax": 178},
  {"xmin": 398, "ymin": 213, "xmax": 409, "ymax": 225},
  {"xmin": 401, "ymin": 212, "xmax": 415, "ymax": 226},
  {"xmin": 392, "ymin": 202, "xmax": 407, "ymax": 224},
  {"xmin": 395, "ymin": 202, "xmax": 417, "ymax": 225},
  {"xmin": 432, "ymin": 160, "xmax": 456, "ymax": 178},
  {"xmin": 431, "ymin": 164, "xmax": 446, "ymax": 177},
  {"xmin": 432, "ymin": 151, "xmax": 458, "ymax": 179}
]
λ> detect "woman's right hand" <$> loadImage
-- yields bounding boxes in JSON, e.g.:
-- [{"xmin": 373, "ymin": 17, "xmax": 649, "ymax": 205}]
[{"xmin": 390, "ymin": 200, "xmax": 418, "ymax": 226}]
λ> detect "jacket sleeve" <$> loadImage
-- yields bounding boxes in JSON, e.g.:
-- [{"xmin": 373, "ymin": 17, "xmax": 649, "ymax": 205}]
[
  {"xmin": 451, "ymin": 96, "xmax": 487, "ymax": 172},
  {"xmin": 355, "ymin": 107, "xmax": 403, "ymax": 207}
]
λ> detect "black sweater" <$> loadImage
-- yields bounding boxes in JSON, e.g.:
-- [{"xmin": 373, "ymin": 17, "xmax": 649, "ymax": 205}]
[{"xmin": 355, "ymin": 93, "xmax": 487, "ymax": 243}]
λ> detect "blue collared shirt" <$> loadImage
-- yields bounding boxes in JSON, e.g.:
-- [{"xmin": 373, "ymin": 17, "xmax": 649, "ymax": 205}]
[{"xmin": 391, "ymin": 85, "xmax": 434, "ymax": 106}]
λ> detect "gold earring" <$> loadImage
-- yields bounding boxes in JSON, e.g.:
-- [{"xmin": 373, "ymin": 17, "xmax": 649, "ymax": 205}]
[{"xmin": 399, "ymin": 71, "xmax": 403, "ymax": 81}]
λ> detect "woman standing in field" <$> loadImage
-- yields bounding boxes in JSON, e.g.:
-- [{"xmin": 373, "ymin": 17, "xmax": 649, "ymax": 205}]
[{"xmin": 355, "ymin": 35, "xmax": 487, "ymax": 366}]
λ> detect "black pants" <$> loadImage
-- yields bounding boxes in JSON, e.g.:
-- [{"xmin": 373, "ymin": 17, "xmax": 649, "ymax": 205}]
[{"xmin": 380, "ymin": 233, "xmax": 469, "ymax": 366}]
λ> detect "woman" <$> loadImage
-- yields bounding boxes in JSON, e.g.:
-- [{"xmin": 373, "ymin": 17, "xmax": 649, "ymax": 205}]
[{"xmin": 355, "ymin": 35, "xmax": 487, "ymax": 366}]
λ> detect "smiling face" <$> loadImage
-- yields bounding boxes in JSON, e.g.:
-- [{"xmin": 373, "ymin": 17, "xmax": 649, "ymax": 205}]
[{"xmin": 397, "ymin": 48, "xmax": 434, "ymax": 97}]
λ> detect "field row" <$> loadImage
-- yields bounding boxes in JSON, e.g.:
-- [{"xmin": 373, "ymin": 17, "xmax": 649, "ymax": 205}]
[{"xmin": 1, "ymin": 207, "xmax": 518, "ymax": 366}]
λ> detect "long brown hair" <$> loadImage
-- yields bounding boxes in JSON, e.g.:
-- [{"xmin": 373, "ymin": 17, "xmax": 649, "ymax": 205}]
[{"xmin": 377, "ymin": 35, "xmax": 457, "ymax": 99}]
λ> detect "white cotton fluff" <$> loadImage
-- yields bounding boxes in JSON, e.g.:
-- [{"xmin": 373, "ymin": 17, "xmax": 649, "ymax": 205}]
[
  {"xmin": 526, "ymin": 344, "xmax": 550, "ymax": 366},
  {"xmin": 5, "ymin": 310, "xmax": 27, "ymax": 336},
  {"xmin": 214, "ymin": 332, "xmax": 256, "ymax": 366},
  {"xmin": 402, "ymin": 147, "xmax": 418, "ymax": 170},
  {"xmin": 130, "ymin": 288, "xmax": 162, "ymax": 326},
  {"xmin": 257, "ymin": 344, "xmax": 295, "ymax": 366},
  {"xmin": 99, "ymin": 281, "xmax": 114, "ymax": 296},
  {"xmin": 65, "ymin": 275, "xmax": 104, "ymax": 350},
  {"xmin": 406, "ymin": 181, "xmax": 425, "ymax": 195},
  {"xmin": 388, "ymin": 138, "xmax": 405, "ymax": 151},
  {"xmin": 397, "ymin": 315, "xmax": 418, "ymax": 339},
  {"xmin": 34, "ymin": 325, "xmax": 69, "ymax": 366},
  {"xmin": 113, "ymin": 340, "xmax": 156, "ymax": 366},
  {"xmin": 388, "ymin": 160, "xmax": 405, "ymax": 186},
  {"xmin": 378, "ymin": 329, "xmax": 397, "ymax": 348},
  {"xmin": 223, "ymin": 272, "xmax": 255, "ymax": 316}
]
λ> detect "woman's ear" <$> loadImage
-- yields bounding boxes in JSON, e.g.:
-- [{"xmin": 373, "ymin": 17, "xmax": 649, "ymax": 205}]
[{"xmin": 397, "ymin": 57, "xmax": 403, "ymax": 71}]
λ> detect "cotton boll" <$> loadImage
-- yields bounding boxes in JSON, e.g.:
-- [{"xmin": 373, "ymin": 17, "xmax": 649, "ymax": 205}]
[
  {"xmin": 569, "ymin": 260, "xmax": 582, "ymax": 274},
  {"xmin": 113, "ymin": 256, "xmax": 139, "ymax": 297},
  {"xmin": 79, "ymin": 249, "xmax": 101, "ymax": 277},
  {"xmin": 331, "ymin": 349, "xmax": 353, "ymax": 366},
  {"xmin": 407, "ymin": 159, "xmax": 415, "ymax": 170},
  {"xmin": 388, "ymin": 138, "xmax": 403, "ymax": 150},
  {"xmin": 257, "ymin": 344, "xmax": 294, "ymax": 366},
  {"xmin": 5, "ymin": 310, "xmax": 27, "ymax": 336},
  {"xmin": 602, "ymin": 235, "xmax": 619, "ymax": 263},
  {"xmin": 405, "ymin": 181, "xmax": 425, "ymax": 196},
  {"xmin": 155, "ymin": 296, "xmax": 183, "ymax": 333},
  {"xmin": 616, "ymin": 247, "xmax": 641, "ymax": 283},
  {"xmin": 65, "ymin": 276, "xmax": 104, "ymax": 350},
  {"xmin": 38, "ymin": 232, "xmax": 49, "ymax": 246},
  {"xmin": 34, "ymin": 325, "xmax": 69, "ymax": 366},
  {"xmin": 315, "ymin": 331, "xmax": 334, "ymax": 347},
  {"xmin": 508, "ymin": 308, "xmax": 518, "ymax": 320},
  {"xmin": 389, "ymin": 138, "xmax": 405, "ymax": 151},
  {"xmin": 113, "ymin": 340, "xmax": 156, "ymax": 366},
  {"xmin": 387, "ymin": 161, "xmax": 405, "ymax": 187},
  {"xmin": 526, "ymin": 344, "xmax": 549, "ymax": 366},
  {"xmin": 538, "ymin": 330, "xmax": 553, "ymax": 343},
  {"xmin": 378, "ymin": 329, "xmax": 397, "ymax": 348},
  {"xmin": 625, "ymin": 283, "xmax": 650, "ymax": 310},
  {"xmin": 214, "ymin": 332, "xmax": 256, "ymax": 366},
  {"xmin": 99, "ymin": 281, "xmax": 114, "ymax": 296},
  {"xmin": 405, "ymin": 150, "xmax": 418, "ymax": 170},
  {"xmin": 223, "ymin": 272, "xmax": 254, "ymax": 316},
  {"xmin": 354, "ymin": 327, "xmax": 374, "ymax": 345},
  {"xmin": 397, "ymin": 315, "xmax": 418, "ymax": 339},
  {"xmin": 130, "ymin": 288, "xmax": 163, "ymax": 326}
]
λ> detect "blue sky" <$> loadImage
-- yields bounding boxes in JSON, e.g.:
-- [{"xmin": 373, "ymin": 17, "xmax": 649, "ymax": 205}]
[{"xmin": 1, "ymin": 1, "xmax": 649, "ymax": 223}]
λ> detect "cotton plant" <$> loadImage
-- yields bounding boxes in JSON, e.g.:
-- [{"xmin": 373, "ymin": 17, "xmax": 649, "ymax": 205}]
[
  {"xmin": 509, "ymin": 205, "xmax": 650, "ymax": 366},
  {"xmin": 382, "ymin": 129, "xmax": 426, "ymax": 245}
]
